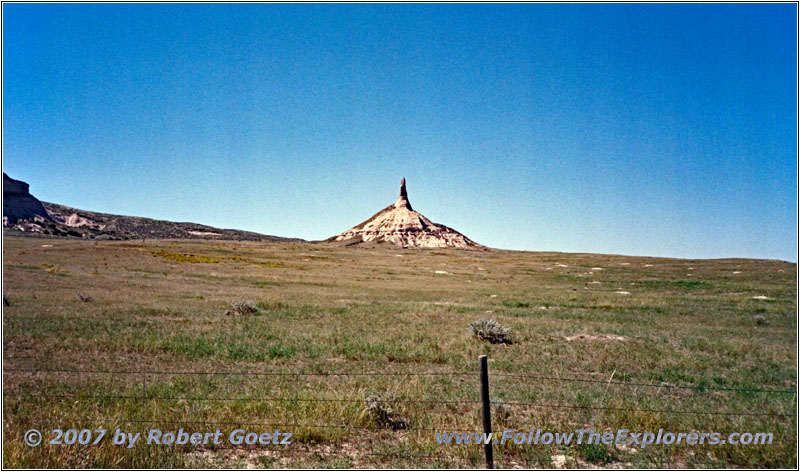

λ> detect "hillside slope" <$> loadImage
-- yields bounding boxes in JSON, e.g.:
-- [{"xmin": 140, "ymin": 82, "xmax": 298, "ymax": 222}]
[{"xmin": 34, "ymin": 202, "xmax": 302, "ymax": 242}]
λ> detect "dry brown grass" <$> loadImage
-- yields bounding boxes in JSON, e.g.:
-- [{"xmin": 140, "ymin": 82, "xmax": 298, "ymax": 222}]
[{"xmin": 2, "ymin": 235, "xmax": 796, "ymax": 468}]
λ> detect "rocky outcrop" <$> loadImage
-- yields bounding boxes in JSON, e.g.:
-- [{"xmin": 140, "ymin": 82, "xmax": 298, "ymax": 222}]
[
  {"xmin": 3, "ymin": 173, "xmax": 52, "ymax": 226},
  {"xmin": 2, "ymin": 173, "xmax": 301, "ymax": 241},
  {"xmin": 329, "ymin": 178, "xmax": 482, "ymax": 249},
  {"xmin": 39, "ymin": 202, "xmax": 303, "ymax": 241}
]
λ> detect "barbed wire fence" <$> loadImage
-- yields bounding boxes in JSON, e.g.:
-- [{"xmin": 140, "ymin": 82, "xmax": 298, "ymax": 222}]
[{"xmin": 3, "ymin": 358, "xmax": 797, "ymax": 468}]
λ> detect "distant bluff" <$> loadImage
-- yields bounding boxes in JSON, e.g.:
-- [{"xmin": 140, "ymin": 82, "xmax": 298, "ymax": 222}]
[
  {"xmin": 3, "ymin": 173, "xmax": 52, "ymax": 226},
  {"xmin": 2, "ymin": 173, "xmax": 300, "ymax": 242}
]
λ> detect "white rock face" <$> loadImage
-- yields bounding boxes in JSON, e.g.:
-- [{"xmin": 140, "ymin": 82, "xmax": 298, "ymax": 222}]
[
  {"xmin": 49, "ymin": 211, "xmax": 105, "ymax": 231},
  {"xmin": 330, "ymin": 178, "xmax": 482, "ymax": 249}
]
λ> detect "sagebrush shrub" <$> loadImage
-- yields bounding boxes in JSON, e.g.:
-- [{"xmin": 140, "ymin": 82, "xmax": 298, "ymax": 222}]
[
  {"xmin": 363, "ymin": 392, "xmax": 408, "ymax": 430},
  {"xmin": 470, "ymin": 319, "xmax": 512, "ymax": 344},
  {"xmin": 225, "ymin": 300, "xmax": 259, "ymax": 316}
]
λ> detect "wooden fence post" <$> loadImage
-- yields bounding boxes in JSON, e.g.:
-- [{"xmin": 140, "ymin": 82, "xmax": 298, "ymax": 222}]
[{"xmin": 479, "ymin": 355, "xmax": 494, "ymax": 469}]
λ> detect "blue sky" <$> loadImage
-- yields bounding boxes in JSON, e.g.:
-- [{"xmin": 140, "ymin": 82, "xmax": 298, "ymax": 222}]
[{"xmin": 3, "ymin": 4, "xmax": 797, "ymax": 261}]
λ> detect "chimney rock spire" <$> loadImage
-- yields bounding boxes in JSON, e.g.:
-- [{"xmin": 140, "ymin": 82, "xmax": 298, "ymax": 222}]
[
  {"xmin": 395, "ymin": 177, "xmax": 412, "ymax": 210},
  {"xmin": 328, "ymin": 177, "xmax": 482, "ymax": 248}
]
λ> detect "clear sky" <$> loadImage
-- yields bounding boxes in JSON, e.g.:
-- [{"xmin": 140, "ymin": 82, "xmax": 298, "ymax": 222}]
[{"xmin": 3, "ymin": 4, "xmax": 797, "ymax": 261}]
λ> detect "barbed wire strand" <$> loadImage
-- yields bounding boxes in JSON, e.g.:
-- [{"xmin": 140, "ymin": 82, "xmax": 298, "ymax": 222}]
[
  {"xmin": 492, "ymin": 373, "xmax": 796, "ymax": 394},
  {"xmin": 5, "ymin": 367, "xmax": 794, "ymax": 394},
  {"xmin": 8, "ymin": 416, "xmax": 477, "ymax": 433},
  {"xmin": 2, "ymin": 392, "xmax": 482, "ymax": 405},
  {"xmin": 5, "ymin": 392, "xmax": 794, "ymax": 418},
  {"xmin": 2, "ymin": 367, "xmax": 473, "ymax": 378},
  {"xmin": 500, "ymin": 400, "xmax": 795, "ymax": 418}
]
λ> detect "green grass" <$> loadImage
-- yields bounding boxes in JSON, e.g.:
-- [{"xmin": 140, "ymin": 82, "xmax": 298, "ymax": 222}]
[{"xmin": 2, "ymin": 237, "xmax": 796, "ymax": 468}]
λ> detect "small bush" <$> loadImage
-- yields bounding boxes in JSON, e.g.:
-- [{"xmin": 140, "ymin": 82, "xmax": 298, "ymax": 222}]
[
  {"xmin": 492, "ymin": 398, "xmax": 511, "ymax": 423},
  {"xmin": 224, "ymin": 300, "xmax": 259, "ymax": 316},
  {"xmin": 362, "ymin": 392, "xmax": 408, "ymax": 430},
  {"xmin": 578, "ymin": 442, "xmax": 618, "ymax": 465},
  {"xmin": 753, "ymin": 315, "xmax": 768, "ymax": 326},
  {"xmin": 470, "ymin": 319, "xmax": 512, "ymax": 344},
  {"xmin": 502, "ymin": 300, "xmax": 530, "ymax": 308}
]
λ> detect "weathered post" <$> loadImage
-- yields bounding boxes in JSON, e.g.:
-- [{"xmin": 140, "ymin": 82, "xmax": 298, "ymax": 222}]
[{"xmin": 479, "ymin": 355, "xmax": 494, "ymax": 469}]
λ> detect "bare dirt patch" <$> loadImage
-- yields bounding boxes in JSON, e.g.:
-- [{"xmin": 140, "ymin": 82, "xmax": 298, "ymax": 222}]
[{"xmin": 565, "ymin": 334, "xmax": 629, "ymax": 342}]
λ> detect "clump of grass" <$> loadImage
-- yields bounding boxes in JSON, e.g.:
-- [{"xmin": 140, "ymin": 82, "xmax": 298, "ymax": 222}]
[
  {"xmin": 362, "ymin": 392, "xmax": 408, "ymax": 430},
  {"xmin": 578, "ymin": 442, "xmax": 619, "ymax": 465},
  {"xmin": 753, "ymin": 315, "xmax": 768, "ymax": 325},
  {"xmin": 253, "ymin": 260, "xmax": 286, "ymax": 268},
  {"xmin": 224, "ymin": 256, "xmax": 286, "ymax": 268},
  {"xmin": 224, "ymin": 300, "xmax": 259, "ymax": 316},
  {"xmin": 492, "ymin": 398, "xmax": 511, "ymax": 423},
  {"xmin": 150, "ymin": 249, "xmax": 219, "ymax": 264},
  {"xmin": 77, "ymin": 293, "xmax": 94, "ymax": 302},
  {"xmin": 502, "ymin": 300, "xmax": 530, "ymax": 308},
  {"xmin": 470, "ymin": 319, "xmax": 512, "ymax": 344}
]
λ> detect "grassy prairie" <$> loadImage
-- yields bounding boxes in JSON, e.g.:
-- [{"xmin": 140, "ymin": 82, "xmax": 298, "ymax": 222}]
[{"xmin": 2, "ymin": 236, "xmax": 796, "ymax": 468}]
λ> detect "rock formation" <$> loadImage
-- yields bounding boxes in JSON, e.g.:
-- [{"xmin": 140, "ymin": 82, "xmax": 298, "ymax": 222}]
[
  {"xmin": 329, "ymin": 178, "xmax": 482, "ymax": 248},
  {"xmin": 2, "ymin": 173, "xmax": 300, "ymax": 241},
  {"xmin": 3, "ymin": 173, "xmax": 52, "ymax": 226}
]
